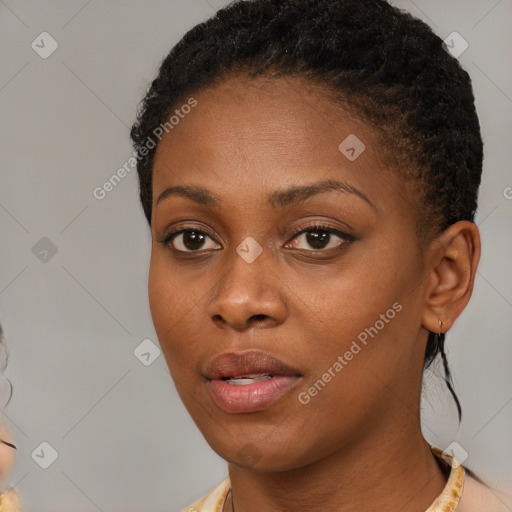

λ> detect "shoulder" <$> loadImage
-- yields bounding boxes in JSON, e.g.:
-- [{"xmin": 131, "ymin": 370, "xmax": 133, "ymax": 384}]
[
  {"xmin": 457, "ymin": 470, "xmax": 511, "ymax": 512},
  {"xmin": 181, "ymin": 478, "xmax": 230, "ymax": 512}
]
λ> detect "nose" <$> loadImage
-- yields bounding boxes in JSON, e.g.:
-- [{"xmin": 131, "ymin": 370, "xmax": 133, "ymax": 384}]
[{"xmin": 206, "ymin": 245, "xmax": 288, "ymax": 331}]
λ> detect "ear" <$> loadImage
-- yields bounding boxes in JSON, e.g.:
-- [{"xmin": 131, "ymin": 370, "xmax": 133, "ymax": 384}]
[{"xmin": 422, "ymin": 221, "xmax": 481, "ymax": 334}]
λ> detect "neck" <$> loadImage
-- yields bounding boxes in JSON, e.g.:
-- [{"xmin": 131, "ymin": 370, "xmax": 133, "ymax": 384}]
[{"xmin": 226, "ymin": 417, "xmax": 447, "ymax": 512}]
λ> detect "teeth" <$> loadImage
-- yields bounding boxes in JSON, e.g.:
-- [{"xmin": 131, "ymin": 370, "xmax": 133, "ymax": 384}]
[{"xmin": 224, "ymin": 373, "xmax": 273, "ymax": 385}]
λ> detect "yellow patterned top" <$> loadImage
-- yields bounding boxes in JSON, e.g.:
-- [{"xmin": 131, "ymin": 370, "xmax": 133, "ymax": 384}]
[
  {"xmin": 183, "ymin": 445, "xmax": 465, "ymax": 512},
  {"xmin": 0, "ymin": 488, "xmax": 20, "ymax": 512}
]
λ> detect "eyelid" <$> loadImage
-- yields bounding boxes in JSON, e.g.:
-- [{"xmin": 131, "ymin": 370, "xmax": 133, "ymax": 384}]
[{"xmin": 287, "ymin": 221, "xmax": 355, "ymax": 240}]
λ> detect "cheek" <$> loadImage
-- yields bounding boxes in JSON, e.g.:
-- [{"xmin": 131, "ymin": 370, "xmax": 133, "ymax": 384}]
[
  {"xmin": 292, "ymin": 248, "xmax": 407, "ymax": 343},
  {"xmin": 147, "ymin": 253, "xmax": 200, "ymax": 367},
  {"xmin": 292, "ymin": 245, "xmax": 420, "ymax": 398}
]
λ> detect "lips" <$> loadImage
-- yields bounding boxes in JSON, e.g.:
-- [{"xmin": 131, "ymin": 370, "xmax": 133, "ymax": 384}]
[
  {"xmin": 205, "ymin": 350, "xmax": 302, "ymax": 413},
  {"xmin": 205, "ymin": 350, "xmax": 300, "ymax": 379}
]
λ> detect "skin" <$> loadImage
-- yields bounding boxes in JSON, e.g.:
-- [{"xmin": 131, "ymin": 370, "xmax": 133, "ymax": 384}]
[{"xmin": 148, "ymin": 75, "xmax": 480, "ymax": 511}]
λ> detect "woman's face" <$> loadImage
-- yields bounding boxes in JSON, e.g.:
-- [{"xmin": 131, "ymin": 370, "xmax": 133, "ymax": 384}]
[{"xmin": 149, "ymin": 76, "xmax": 432, "ymax": 471}]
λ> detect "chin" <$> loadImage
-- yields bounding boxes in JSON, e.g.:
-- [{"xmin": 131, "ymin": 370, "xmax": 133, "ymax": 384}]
[{"xmin": 199, "ymin": 426, "xmax": 321, "ymax": 473}]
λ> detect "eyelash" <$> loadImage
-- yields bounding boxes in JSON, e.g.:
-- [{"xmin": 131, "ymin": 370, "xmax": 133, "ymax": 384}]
[
  {"xmin": 285, "ymin": 222, "xmax": 355, "ymax": 252},
  {"xmin": 159, "ymin": 222, "xmax": 355, "ymax": 254}
]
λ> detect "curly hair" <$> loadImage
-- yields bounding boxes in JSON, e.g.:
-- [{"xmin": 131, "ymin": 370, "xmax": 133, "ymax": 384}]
[{"xmin": 130, "ymin": 0, "xmax": 484, "ymax": 420}]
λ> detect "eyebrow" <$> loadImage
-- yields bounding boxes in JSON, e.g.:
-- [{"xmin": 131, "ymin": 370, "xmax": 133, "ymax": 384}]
[{"xmin": 156, "ymin": 179, "xmax": 376, "ymax": 211}]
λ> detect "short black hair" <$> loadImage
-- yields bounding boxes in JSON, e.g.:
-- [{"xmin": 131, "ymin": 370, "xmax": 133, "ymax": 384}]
[{"xmin": 130, "ymin": 0, "xmax": 484, "ymax": 420}]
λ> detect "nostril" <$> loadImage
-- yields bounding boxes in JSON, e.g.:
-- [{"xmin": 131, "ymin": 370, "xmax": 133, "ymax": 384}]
[
  {"xmin": 210, "ymin": 313, "xmax": 270, "ymax": 330},
  {"xmin": 249, "ymin": 314, "xmax": 269, "ymax": 325}
]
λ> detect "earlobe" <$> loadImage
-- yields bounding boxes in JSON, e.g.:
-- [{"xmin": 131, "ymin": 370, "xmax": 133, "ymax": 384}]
[{"xmin": 421, "ymin": 221, "xmax": 481, "ymax": 334}]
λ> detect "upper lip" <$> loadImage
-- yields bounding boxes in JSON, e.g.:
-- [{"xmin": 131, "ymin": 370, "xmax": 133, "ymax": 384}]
[{"xmin": 204, "ymin": 350, "xmax": 302, "ymax": 380}]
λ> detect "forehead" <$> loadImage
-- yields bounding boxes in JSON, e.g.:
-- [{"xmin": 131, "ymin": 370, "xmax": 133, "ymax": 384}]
[{"xmin": 151, "ymin": 75, "xmax": 404, "ymax": 213}]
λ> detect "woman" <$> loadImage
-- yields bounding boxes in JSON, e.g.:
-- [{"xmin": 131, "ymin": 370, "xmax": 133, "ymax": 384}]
[{"xmin": 130, "ymin": 0, "xmax": 508, "ymax": 510}]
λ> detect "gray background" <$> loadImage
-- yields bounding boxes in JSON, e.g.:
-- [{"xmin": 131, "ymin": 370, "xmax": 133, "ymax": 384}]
[{"xmin": 0, "ymin": 0, "xmax": 511, "ymax": 510}]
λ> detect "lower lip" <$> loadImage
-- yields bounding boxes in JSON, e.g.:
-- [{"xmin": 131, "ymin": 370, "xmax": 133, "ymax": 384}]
[{"xmin": 208, "ymin": 375, "xmax": 301, "ymax": 413}]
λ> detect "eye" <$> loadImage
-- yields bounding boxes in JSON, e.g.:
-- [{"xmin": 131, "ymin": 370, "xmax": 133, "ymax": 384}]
[
  {"xmin": 284, "ymin": 223, "xmax": 354, "ymax": 251},
  {"xmin": 161, "ymin": 228, "xmax": 221, "ymax": 253}
]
